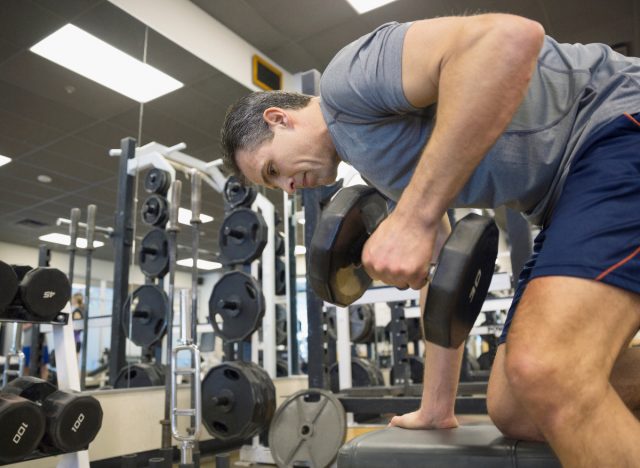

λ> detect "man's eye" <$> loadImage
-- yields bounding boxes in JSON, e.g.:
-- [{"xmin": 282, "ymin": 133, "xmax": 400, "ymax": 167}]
[{"xmin": 268, "ymin": 165, "xmax": 277, "ymax": 176}]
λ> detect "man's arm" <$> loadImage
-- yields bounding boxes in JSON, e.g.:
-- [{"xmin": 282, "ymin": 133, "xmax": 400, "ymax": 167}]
[
  {"xmin": 390, "ymin": 216, "xmax": 466, "ymax": 430},
  {"xmin": 362, "ymin": 14, "xmax": 544, "ymax": 289}
]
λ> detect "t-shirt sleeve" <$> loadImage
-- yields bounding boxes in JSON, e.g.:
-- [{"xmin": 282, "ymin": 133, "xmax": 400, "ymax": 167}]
[{"xmin": 320, "ymin": 22, "xmax": 418, "ymax": 120}]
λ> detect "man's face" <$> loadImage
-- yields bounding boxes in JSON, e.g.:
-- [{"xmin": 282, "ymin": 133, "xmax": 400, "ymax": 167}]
[{"xmin": 236, "ymin": 109, "xmax": 338, "ymax": 194}]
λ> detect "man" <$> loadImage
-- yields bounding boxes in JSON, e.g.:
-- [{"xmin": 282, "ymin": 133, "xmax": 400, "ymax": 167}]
[{"xmin": 221, "ymin": 14, "xmax": 640, "ymax": 467}]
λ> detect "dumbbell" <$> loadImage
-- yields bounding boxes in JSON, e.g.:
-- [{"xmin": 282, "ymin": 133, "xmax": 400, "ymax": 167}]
[
  {"xmin": 0, "ymin": 262, "xmax": 71, "ymax": 321},
  {"xmin": 3, "ymin": 376, "xmax": 103, "ymax": 453},
  {"xmin": 308, "ymin": 185, "xmax": 499, "ymax": 349},
  {"xmin": 0, "ymin": 392, "xmax": 46, "ymax": 463}
]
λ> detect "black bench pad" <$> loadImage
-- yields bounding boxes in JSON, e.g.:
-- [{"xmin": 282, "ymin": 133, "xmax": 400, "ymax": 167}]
[{"xmin": 338, "ymin": 424, "xmax": 560, "ymax": 468}]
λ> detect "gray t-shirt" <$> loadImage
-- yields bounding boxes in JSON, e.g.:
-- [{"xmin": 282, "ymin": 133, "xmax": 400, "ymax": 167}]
[{"xmin": 319, "ymin": 22, "xmax": 640, "ymax": 226}]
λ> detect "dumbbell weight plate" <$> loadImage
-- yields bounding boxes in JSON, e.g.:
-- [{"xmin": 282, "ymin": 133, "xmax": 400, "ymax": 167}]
[
  {"xmin": 308, "ymin": 186, "xmax": 388, "ymax": 307},
  {"xmin": 19, "ymin": 267, "xmax": 71, "ymax": 321},
  {"xmin": 139, "ymin": 229, "xmax": 170, "ymax": 279},
  {"xmin": 144, "ymin": 168, "xmax": 171, "ymax": 195},
  {"xmin": 122, "ymin": 285, "xmax": 169, "ymax": 348},
  {"xmin": 0, "ymin": 393, "xmax": 46, "ymax": 463},
  {"xmin": 0, "ymin": 260, "xmax": 18, "ymax": 310},
  {"xmin": 141, "ymin": 194, "xmax": 169, "ymax": 227},
  {"xmin": 41, "ymin": 390, "xmax": 103, "ymax": 453},
  {"xmin": 209, "ymin": 271, "xmax": 265, "ymax": 342},
  {"xmin": 218, "ymin": 208, "xmax": 268, "ymax": 265},
  {"xmin": 224, "ymin": 176, "xmax": 257, "ymax": 209},
  {"xmin": 269, "ymin": 389, "xmax": 346, "ymax": 468},
  {"xmin": 423, "ymin": 213, "xmax": 499, "ymax": 348},
  {"xmin": 329, "ymin": 357, "xmax": 380, "ymax": 393}
]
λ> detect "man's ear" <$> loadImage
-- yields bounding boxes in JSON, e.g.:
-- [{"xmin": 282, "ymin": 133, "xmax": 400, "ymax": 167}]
[{"xmin": 263, "ymin": 107, "xmax": 289, "ymax": 128}]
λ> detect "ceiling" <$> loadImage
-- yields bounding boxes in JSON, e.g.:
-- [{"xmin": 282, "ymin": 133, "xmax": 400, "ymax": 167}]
[{"xmin": 0, "ymin": 0, "xmax": 638, "ymax": 269}]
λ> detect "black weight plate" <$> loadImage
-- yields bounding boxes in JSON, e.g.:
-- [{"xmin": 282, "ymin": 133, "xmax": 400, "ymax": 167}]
[
  {"xmin": 144, "ymin": 168, "xmax": 171, "ymax": 195},
  {"xmin": 308, "ymin": 185, "xmax": 388, "ymax": 307},
  {"xmin": 201, "ymin": 361, "xmax": 275, "ymax": 440},
  {"xmin": 122, "ymin": 285, "xmax": 169, "ymax": 348},
  {"xmin": 139, "ymin": 229, "xmax": 170, "ymax": 279},
  {"xmin": 218, "ymin": 208, "xmax": 268, "ymax": 265},
  {"xmin": 275, "ymin": 257, "xmax": 286, "ymax": 295},
  {"xmin": 141, "ymin": 194, "xmax": 169, "ymax": 227},
  {"xmin": 0, "ymin": 394, "xmax": 46, "ymax": 463},
  {"xmin": 269, "ymin": 389, "xmax": 346, "ymax": 468},
  {"xmin": 325, "ymin": 305, "xmax": 374, "ymax": 343},
  {"xmin": 19, "ymin": 268, "xmax": 71, "ymax": 321},
  {"xmin": 349, "ymin": 304, "xmax": 375, "ymax": 343},
  {"xmin": 390, "ymin": 355, "xmax": 425, "ymax": 384},
  {"xmin": 275, "ymin": 232, "xmax": 285, "ymax": 256},
  {"xmin": 209, "ymin": 271, "xmax": 265, "ymax": 342},
  {"xmin": 224, "ymin": 176, "xmax": 257, "ymax": 208},
  {"xmin": 42, "ymin": 391, "xmax": 103, "ymax": 453},
  {"xmin": 424, "ymin": 214, "xmax": 499, "ymax": 349},
  {"xmin": 114, "ymin": 363, "xmax": 165, "ymax": 388},
  {"xmin": 0, "ymin": 260, "xmax": 18, "ymax": 311},
  {"xmin": 329, "ymin": 357, "xmax": 378, "ymax": 393}
]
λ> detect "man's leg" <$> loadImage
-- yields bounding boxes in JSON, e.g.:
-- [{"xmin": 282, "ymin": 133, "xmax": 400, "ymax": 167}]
[
  {"xmin": 488, "ymin": 341, "xmax": 640, "ymax": 441},
  {"xmin": 504, "ymin": 276, "xmax": 640, "ymax": 467}
]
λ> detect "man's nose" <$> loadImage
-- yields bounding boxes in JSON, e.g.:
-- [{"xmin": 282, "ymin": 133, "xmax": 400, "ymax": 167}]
[{"xmin": 281, "ymin": 176, "xmax": 295, "ymax": 195}]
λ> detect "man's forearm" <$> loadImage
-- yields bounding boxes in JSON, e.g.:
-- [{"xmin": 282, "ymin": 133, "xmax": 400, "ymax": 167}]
[{"xmin": 420, "ymin": 340, "xmax": 465, "ymax": 420}]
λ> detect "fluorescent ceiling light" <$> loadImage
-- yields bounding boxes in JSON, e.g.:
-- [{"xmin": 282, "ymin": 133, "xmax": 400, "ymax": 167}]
[
  {"xmin": 30, "ymin": 24, "xmax": 183, "ymax": 103},
  {"xmin": 294, "ymin": 245, "xmax": 307, "ymax": 256},
  {"xmin": 345, "ymin": 0, "xmax": 398, "ymax": 14},
  {"xmin": 178, "ymin": 207, "xmax": 213, "ymax": 225},
  {"xmin": 0, "ymin": 155, "xmax": 11, "ymax": 168},
  {"xmin": 177, "ymin": 258, "xmax": 222, "ymax": 270},
  {"xmin": 39, "ymin": 233, "xmax": 105, "ymax": 249}
]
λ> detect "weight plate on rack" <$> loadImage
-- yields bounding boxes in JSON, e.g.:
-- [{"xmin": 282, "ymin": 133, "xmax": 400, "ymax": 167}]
[
  {"xmin": 269, "ymin": 388, "xmax": 346, "ymax": 468},
  {"xmin": 141, "ymin": 194, "xmax": 169, "ymax": 227},
  {"xmin": 139, "ymin": 229, "xmax": 170, "ymax": 279},
  {"xmin": 209, "ymin": 271, "xmax": 265, "ymax": 342},
  {"xmin": 144, "ymin": 168, "xmax": 171, "ymax": 195},
  {"xmin": 224, "ymin": 176, "xmax": 257, "ymax": 209},
  {"xmin": 218, "ymin": 208, "xmax": 268, "ymax": 265},
  {"xmin": 122, "ymin": 285, "xmax": 169, "ymax": 348},
  {"xmin": 201, "ymin": 361, "xmax": 275, "ymax": 440}
]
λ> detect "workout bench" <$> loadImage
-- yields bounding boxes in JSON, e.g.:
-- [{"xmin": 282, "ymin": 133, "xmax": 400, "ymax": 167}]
[{"xmin": 338, "ymin": 423, "xmax": 560, "ymax": 467}]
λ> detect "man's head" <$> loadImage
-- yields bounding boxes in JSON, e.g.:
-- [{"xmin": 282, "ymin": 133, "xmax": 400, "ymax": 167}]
[{"xmin": 221, "ymin": 91, "xmax": 339, "ymax": 193}]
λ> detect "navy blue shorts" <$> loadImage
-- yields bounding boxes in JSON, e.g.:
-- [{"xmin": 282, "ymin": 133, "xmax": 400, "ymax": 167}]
[{"xmin": 499, "ymin": 112, "xmax": 640, "ymax": 344}]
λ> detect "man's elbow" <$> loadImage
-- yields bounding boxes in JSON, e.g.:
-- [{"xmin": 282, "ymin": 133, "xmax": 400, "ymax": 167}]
[{"xmin": 497, "ymin": 16, "xmax": 546, "ymax": 59}]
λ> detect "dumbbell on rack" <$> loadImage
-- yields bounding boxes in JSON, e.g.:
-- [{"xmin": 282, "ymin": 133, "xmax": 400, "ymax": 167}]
[
  {"xmin": 0, "ymin": 261, "xmax": 71, "ymax": 323},
  {"xmin": 0, "ymin": 392, "xmax": 46, "ymax": 463},
  {"xmin": 3, "ymin": 376, "xmax": 103, "ymax": 453}
]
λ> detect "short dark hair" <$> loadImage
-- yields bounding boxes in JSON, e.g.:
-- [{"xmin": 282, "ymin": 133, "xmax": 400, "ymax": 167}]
[{"xmin": 220, "ymin": 91, "xmax": 312, "ymax": 181}]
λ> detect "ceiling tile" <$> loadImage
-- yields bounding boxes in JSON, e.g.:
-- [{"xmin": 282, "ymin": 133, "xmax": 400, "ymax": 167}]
[
  {"xmin": 109, "ymin": 107, "xmax": 214, "ymax": 153},
  {"xmin": 45, "ymin": 136, "xmax": 119, "ymax": 173},
  {"xmin": 0, "ymin": 0, "xmax": 66, "ymax": 48},
  {"xmin": 32, "ymin": 0, "xmax": 104, "ymax": 20},
  {"xmin": 0, "ymin": 37, "xmax": 20, "ymax": 65},
  {"xmin": 0, "ymin": 52, "xmax": 137, "ymax": 121},
  {"xmin": 19, "ymin": 149, "xmax": 114, "ymax": 183},
  {"xmin": 192, "ymin": 0, "xmax": 290, "ymax": 52},
  {"xmin": 191, "ymin": 73, "xmax": 252, "ymax": 107},
  {"xmin": 147, "ymin": 86, "xmax": 227, "ymax": 135},
  {"xmin": 73, "ymin": 1, "xmax": 147, "ymax": 60},
  {"xmin": 266, "ymin": 42, "xmax": 321, "ymax": 74},
  {"xmin": 298, "ymin": 18, "xmax": 372, "ymax": 72},
  {"xmin": 245, "ymin": 0, "xmax": 357, "ymax": 41},
  {"xmin": 0, "ymin": 109, "xmax": 64, "ymax": 147},
  {"xmin": 145, "ymin": 29, "xmax": 227, "ymax": 86},
  {"xmin": 0, "ymin": 80, "xmax": 96, "ymax": 133}
]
